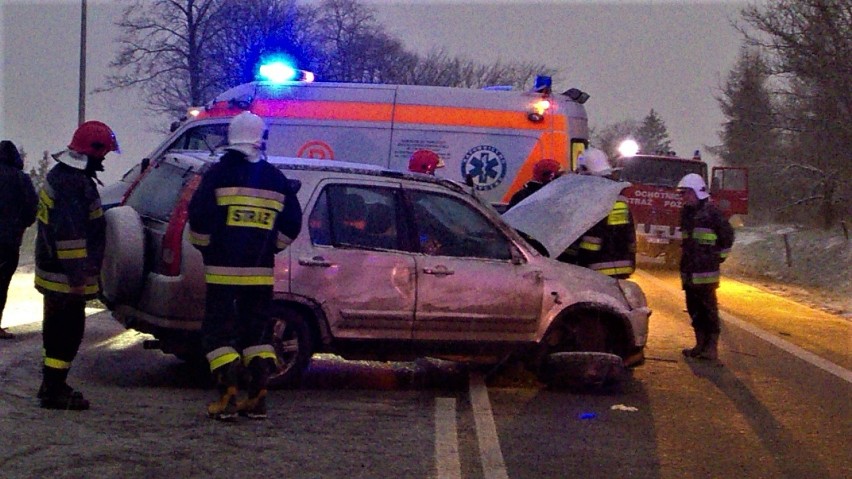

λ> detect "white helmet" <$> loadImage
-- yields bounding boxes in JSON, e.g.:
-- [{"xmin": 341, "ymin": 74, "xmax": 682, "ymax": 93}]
[
  {"xmin": 677, "ymin": 173, "xmax": 710, "ymax": 200},
  {"xmin": 228, "ymin": 111, "xmax": 267, "ymax": 148},
  {"xmin": 577, "ymin": 147, "xmax": 612, "ymax": 176}
]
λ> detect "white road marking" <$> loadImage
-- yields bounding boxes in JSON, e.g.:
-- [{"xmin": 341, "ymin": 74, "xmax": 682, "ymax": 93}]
[
  {"xmin": 469, "ymin": 371, "xmax": 509, "ymax": 479},
  {"xmin": 636, "ymin": 270, "xmax": 852, "ymax": 384},
  {"xmin": 435, "ymin": 397, "xmax": 462, "ymax": 479}
]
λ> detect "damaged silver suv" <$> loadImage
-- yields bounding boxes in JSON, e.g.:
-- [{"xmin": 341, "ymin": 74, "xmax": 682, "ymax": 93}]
[{"xmin": 101, "ymin": 152, "xmax": 650, "ymax": 387}]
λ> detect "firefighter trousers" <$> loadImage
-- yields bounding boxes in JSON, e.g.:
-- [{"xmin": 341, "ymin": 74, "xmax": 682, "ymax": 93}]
[
  {"xmin": 684, "ymin": 285, "xmax": 721, "ymax": 335},
  {"xmin": 42, "ymin": 293, "xmax": 87, "ymax": 364},
  {"xmin": 201, "ymin": 284, "xmax": 274, "ymax": 355}
]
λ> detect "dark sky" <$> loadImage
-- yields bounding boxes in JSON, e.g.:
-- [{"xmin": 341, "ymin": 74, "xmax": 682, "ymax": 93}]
[{"xmin": 1, "ymin": 0, "xmax": 748, "ymax": 184}]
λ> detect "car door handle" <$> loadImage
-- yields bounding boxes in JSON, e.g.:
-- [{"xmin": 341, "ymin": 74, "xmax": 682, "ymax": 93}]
[
  {"xmin": 423, "ymin": 265, "xmax": 454, "ymax": 276},
  {"xmin": 299, "ymin": 256, "xmax": 334, "ymax": 267}
]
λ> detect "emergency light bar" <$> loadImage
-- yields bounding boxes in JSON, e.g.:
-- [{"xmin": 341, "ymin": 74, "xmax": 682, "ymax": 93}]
[{"xmin": 258, "ymin": 60, "xmax": 315, "ymax": 84}]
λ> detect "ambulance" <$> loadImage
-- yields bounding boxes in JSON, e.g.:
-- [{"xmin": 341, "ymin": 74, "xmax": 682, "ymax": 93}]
[{"xmin": 136, "ymin": 63, "xmax": 591, "ymax": 209}]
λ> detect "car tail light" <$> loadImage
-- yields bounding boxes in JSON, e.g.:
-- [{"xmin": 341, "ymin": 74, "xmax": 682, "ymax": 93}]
[{"xmin": 159, "ymin": 175, "xmax": 202, "ymax": 276}]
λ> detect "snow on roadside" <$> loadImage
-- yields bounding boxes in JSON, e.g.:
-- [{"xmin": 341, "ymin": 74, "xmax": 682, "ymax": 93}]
[{"xmin": 724, "ymin": 224, "xmax": 851, "ymax": 319}]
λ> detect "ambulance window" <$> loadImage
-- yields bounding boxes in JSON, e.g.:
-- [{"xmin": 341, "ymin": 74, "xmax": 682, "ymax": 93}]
[{"xmin": 166, "ymin": 124, "xmax": 228, "ymax": 152}]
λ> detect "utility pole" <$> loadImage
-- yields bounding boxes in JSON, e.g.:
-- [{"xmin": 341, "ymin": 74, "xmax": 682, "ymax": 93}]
[{"xmin": 78, "ymin": 0, "xmax": 87, "ymax": 126}]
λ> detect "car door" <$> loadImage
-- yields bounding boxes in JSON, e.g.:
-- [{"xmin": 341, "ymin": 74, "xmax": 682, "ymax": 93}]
[
  {"xmin": 288, "ymin": 181, "xmax": 417, "ymax": 340},
  {"xmin": 407, "ymin": 188, "xmax": 544, "ymax": 342}
]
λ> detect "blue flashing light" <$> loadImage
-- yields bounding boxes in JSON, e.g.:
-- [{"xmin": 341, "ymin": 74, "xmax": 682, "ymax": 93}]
[{"xmin": 259, "ymin": 61, "xmax": 299, "ymax": 84}]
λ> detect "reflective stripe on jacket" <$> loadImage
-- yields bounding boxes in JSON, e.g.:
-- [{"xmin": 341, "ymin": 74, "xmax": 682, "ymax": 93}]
[
  {"xmin": 34, "ymin": 160, "xmax": 105, "ymax": 299},
  {"xmin": 563, "ymin": 197, "xmax": 637, "ymax": 279},
  {"xmin": 188, "ymin": 150, "xmax": 302, "ymax": 287},
  {"xmin": 679, "ymin": 199, "xmax": 735, "ymax": 288}
]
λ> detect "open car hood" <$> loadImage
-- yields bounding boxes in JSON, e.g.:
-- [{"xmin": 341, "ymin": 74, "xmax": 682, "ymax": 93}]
[{"xmin": 502, "ymin": 174, "xmax": 630, "ymax": 257}]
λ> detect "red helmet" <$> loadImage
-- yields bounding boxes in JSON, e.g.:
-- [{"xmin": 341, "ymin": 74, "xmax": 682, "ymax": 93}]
[
  {"xmin": 408, "ymin": 150, "xmax": 444, "ymax": 175},
  {"xmin": 532, "ymin": 159, "xmax": 561, "ymax": 182},
  {"xmin": 68, "ymin": 121, "xmax": 119, "ymax": 158}
]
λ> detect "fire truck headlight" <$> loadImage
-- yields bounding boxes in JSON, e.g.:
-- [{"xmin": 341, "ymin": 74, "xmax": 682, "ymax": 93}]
[{"xmin": 618, "ymin": 139, "xmax": 640, "ymax": 158}]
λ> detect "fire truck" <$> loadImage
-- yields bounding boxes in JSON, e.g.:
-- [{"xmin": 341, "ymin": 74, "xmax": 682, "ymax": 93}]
[
  {"xmin": 135, "ymin": 62, "xmax": 591, "ymax": 209},
  {"xmin": 613, "ymin": 151, "xmax": 748, "ymax": 265}
]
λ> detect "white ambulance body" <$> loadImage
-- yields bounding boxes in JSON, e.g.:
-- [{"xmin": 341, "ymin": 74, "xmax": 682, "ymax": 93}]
[{"xmin": 142, "ymin": 78, "xmax": 590, "ymax": 207}]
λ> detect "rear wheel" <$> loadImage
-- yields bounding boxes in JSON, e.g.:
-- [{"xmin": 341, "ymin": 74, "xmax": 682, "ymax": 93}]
[{"xmin": 267, "ymin": 306, "xmax": 314, "ymax": 389}]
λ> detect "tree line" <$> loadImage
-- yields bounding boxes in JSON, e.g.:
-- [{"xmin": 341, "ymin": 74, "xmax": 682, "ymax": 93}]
[{"xmin": 99, "ymin": 0, "xmax": 850, "ymax": 229}]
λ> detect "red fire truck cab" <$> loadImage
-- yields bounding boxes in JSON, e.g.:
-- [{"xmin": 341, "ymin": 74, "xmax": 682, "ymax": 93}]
[{"xmin": 613, "ymin": 152, "xmax": 748, "ymax": 266}]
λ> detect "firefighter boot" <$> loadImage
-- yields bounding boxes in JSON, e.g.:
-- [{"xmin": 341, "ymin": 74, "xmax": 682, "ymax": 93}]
[
  {"xmin": 682, "ymin": 330, "xmax": 706, "ymax": 358},
  {"xmin": 207, "ymin": 360, "xmax": 241, "ymax": 421},
  {"xmin": 38, "ymin": 366, "xmax": 90, "ymax": 411},
  {"xmin": 237, "ymin": 357, "xmax": 275, "ymax": 420},
  {"xmin": 697, "ymin": 333, "xmax": 720, "ymax": 361}
]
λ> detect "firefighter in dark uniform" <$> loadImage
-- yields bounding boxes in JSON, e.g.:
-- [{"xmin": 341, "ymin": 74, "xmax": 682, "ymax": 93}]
[
  {"xmin": 188, "ymin": 112, "xmax": 302, "ymax": 421},
  {"xmin": 677, "ymin": 173, "xmax": 735, "ymax": 361},
  {"xmin": 35, "ymin": 121, "xmax": 119, "ymax": 410},
  {"xmin": 559, "ymin": 148, "xmax": 636, "ymax": 279},
  {"xmin": 507, "ymin": 159, "xmax": 561, "ymax": 209}
]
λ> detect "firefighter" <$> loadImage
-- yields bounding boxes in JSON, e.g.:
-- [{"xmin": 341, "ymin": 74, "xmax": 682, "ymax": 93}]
[
  {"xmin": 35, "ymin": 121, "xmax": 118, "ymax": 410},
  {"xmin": 408, "ymin": 149, "xmax": 444, "ymax": 175},
  {"xmin": 559, "ymin": 148, "xmax": 636, "ymax": 279},
  {"xmin": 188, "ymin": 112, "xmax": 302, "ymax": 421},
  {"xmin": 0, "ymin": 141, "xmax": 38, "ymax": 339},
  {"xmin": 677, "ymin": 173, "xmax": 734, "ymax": 361},
  {"xmin": 507, "ymin": 159, "xmax": 561, "ymax": 209}
]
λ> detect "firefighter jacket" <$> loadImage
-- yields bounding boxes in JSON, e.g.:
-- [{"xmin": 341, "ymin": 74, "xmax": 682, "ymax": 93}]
[
  {"xmin": 0, "ymin": 141, "xmax": 38, "ymax": 247},
  {"xmin": 34, "ymin": 152, "xmax": 105, "ymax": 299},
  {"xmin": 679, "ymin": 199, "xmax": 735, "ymax": 288},
  {"xmin": 187, "ymin": 150, "xmax": 302, "ymax": 287},
  {"xmin": 560, "ymin": 196, "xmax": 637, "ymax": 278}
]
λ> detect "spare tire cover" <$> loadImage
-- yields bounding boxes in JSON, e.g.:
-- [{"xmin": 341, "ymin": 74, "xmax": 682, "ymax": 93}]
[{"xmin": 101, "ymin": 205, "xmax": 145, "ymax": 304}]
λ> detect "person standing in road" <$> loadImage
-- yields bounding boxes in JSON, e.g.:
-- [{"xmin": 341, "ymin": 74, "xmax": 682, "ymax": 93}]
[
  {"xmin": 558, "ymin": 148, "xmax": 637, "ymax": 279},
  {"xmin": 188, "ymin": 112, "xmax": 302, "ymax": 421},
  {"xmin": 34, "ymin": 121, "xmax": 119, "ymax": 410},
  {"xmin": 507, "ymin": 158, "xmax": 561, "ymax": 209},
  {"xmin": 0, "ymin": 141, "xmax": 38, "ymax": 339},
  {"xmin": 677, "ymin": 173, "xmax": 735, "ymax": 361}
]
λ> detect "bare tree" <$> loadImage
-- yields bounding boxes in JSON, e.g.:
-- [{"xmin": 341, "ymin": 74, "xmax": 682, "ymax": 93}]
[{"xmin": 99, "ymin": 0, "xmax": 234, "ymax": 118}]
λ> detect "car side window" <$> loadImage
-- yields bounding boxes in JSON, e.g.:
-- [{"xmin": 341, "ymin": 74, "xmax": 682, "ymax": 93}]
[
  {"xmin": 124, "ymin": 162, "xmax": 194, "ymax": 222},
  {"xmin": 408, "ymin": 191, "xmax": 513, "ymax": 260},
  {"xmin": 309, "ymin": 185, "xmax": 405, "ymax": 251}
]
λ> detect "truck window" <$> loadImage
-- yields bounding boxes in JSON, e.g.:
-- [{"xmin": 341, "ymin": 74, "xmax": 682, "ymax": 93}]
[
  {"xmin": 712, "ymin": 168, "xmax": 747, "ymax": 191},
  {"xmin": 617, "ymin": 157, "xmax": 706, "ymax": 187}
]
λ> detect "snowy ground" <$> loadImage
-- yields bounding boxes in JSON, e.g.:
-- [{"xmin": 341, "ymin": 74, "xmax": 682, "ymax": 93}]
[{"xmin": 721, "ymin": 224, "xmax": 851, "ymax": 319}]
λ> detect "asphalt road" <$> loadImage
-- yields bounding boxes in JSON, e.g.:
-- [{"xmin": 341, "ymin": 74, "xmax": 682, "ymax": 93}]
[{"xmin": 0, "ymin": 267, "xmax": 849, "ymax": 479}]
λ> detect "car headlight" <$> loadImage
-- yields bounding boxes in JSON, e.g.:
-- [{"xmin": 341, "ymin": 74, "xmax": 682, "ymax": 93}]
[{"xmin": 618, "ymin": 279, "xmax": 648, "ymax": 310}]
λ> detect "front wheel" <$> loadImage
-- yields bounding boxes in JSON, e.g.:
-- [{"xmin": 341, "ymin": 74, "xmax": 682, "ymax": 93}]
[{"xmin": 267, "ymin": 306, "xmax": 314, "ymax": 389}]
